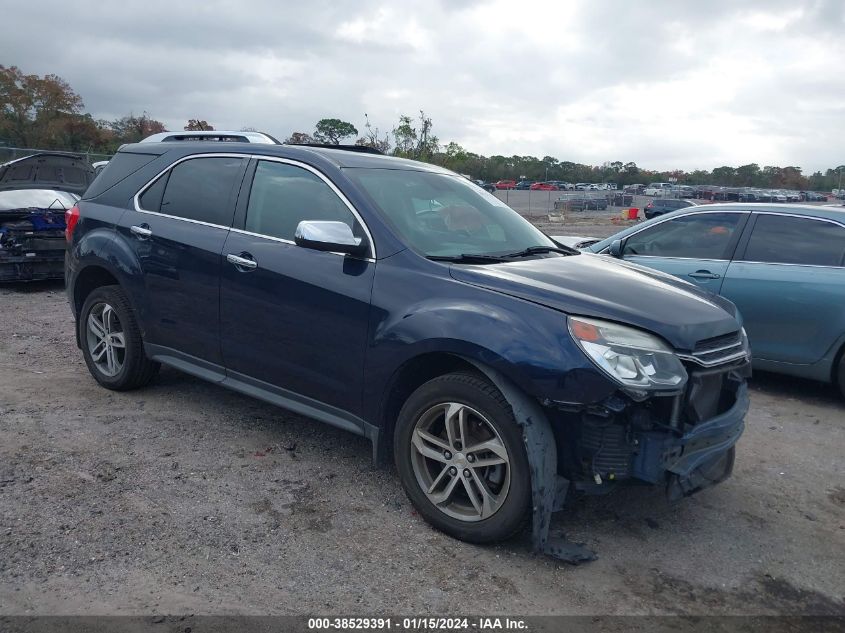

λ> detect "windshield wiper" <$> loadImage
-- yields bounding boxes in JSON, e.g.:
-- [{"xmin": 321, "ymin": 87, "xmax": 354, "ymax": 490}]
[
  {"xmin": 502, "ymin": 245, "xmax": 579, "ymax": 258},
  {"xmin": 427, "ymin": 253, "xmax": 509, "ymax": 264}
]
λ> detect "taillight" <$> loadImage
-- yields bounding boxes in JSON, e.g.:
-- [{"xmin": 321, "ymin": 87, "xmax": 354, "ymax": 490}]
[
  {"xmin": 646, "ymin": 202, "xmax": 653, "ymax": 208},
  {"xmin": 65, "ymin": 205, "xmax": 80, "ymax": 241}
]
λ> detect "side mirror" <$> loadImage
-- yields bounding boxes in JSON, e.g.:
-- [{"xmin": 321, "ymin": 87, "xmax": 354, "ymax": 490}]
[
  {"xmin": 608, "ymin": 239, "xmax": 623, "ymax": 258},
  {"xmin": 294, "ymin": 221, "xmax": 367, "ymax": 257}
]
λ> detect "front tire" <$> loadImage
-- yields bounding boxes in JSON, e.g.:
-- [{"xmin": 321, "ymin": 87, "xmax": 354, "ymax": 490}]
[
  {"xmin": 394, "ymin": 372, "xmax": 530, "ymax": 544},
  {"xmin": 79, "ymin": 285, "xmax": 159, "ymax": 391},
  {"xmin": 836, "ymin": 349, "xmax": 845, "ymax": 398}
]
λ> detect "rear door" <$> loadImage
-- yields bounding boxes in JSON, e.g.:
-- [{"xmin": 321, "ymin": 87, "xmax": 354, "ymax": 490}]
[
  {"xmin": 721, "ymin": 213, "xmax": 845, "ymax": 364},
  {"xmin": 117, "ymin": 155, "xmax": 247, "ymax": 367},
  {"xmin": 219, "ymin": 158, "xmax": 375, "ymax": 420},
  {"xmin": 620, "ymin": 211, "xmax": 748, "ymax": 294}
]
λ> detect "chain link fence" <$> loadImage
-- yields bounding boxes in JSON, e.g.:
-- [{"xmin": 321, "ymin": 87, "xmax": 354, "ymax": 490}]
[{"xmin": 491, "ymin": 189, "xmax": 638, "ymax": 224}]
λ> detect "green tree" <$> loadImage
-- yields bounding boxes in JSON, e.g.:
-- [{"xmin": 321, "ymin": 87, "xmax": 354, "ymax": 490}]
[
  {"xmin": 392, "ymin": 111, "xmax": 438, "ymax": 160},
  {"xmin": 0, "ymin": 65, "xmax": 84, "ymax": 147},
  {"xmin": 285, "ymin": 131, "xmax": 315, "ymax": 144},
  {"xmin": 313, "ymin": 118, "xmax": 358, "ymax": 144},
  {"xmin": 108, "ymin": 112, "xmax": 166, "ymax": 146}
]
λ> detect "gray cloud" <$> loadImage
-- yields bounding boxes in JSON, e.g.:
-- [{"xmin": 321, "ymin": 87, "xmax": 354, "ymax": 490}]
[{"xmin": 2, "ymin": 0, "xmax": 843, "ymax": 171}]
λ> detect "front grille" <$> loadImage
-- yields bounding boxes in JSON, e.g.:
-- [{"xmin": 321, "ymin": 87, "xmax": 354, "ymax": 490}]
[{"xmin": 683, "ymin": 331, "xmax": 747, "ymax": 367}]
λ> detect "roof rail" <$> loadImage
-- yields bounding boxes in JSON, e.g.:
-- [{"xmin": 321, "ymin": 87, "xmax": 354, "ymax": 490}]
[
  {"xmin": 141, "ymin": 130, "xmax": 281, "ymax": 144},
  {"xmin": 285, "ymin": 143, "xmax": 384, "ymax": 155}
]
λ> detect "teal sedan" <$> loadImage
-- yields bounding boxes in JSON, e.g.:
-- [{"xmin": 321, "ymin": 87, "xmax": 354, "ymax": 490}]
[{"xmin": 564, "ymin": 204, "xmax": 845, "ymax": 395}]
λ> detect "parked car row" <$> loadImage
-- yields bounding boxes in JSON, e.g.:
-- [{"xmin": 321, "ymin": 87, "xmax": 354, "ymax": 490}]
[
  {"xmin": 486, "ymin": 180, "xmax": 619, "ymax": 191},
  {"xmin": 638, "ymin": 183, "xmax": 830, "ymax": 203}
]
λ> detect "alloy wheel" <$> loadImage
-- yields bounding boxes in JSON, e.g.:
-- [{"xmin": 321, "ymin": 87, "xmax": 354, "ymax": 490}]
[
  {"xmin": 86, "ymin": 302, "xmax": 126, "ymax": 377},
  {"xmin": 410, "ymin": 402, "xmax": 511, "ymax": 522}
]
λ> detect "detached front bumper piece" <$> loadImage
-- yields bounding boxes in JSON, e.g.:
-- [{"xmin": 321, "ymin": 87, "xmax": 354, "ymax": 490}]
[
  {"xmin": 664, "ymin": 383, "xmax": 747, "ymax": 499},
  {"xmin": 628, "ymin": 381, "xmax": 748, "ymax": 500}
]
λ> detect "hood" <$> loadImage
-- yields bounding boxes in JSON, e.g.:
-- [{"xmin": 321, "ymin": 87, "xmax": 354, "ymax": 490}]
[
  {"xmin": 0, "ymin": 153, "xmax": 94, "ymax": 196},
  {"xmin": 449, "ymin": 253, "xmax": 740, "ymax": 352}
]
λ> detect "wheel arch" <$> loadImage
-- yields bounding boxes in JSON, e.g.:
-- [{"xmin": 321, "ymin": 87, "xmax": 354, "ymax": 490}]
[
  {"xmin": 378, "ymin": 352, "xmax": 478, "ymax": 460},
  {"xmin": 72, "ymin": 265, "xmax": 120, "ymax": 317}
]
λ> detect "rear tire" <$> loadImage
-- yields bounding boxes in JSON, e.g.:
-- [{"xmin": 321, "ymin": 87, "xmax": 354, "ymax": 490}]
[
  {"xmin": 836, "ymin": 349, "xmax": 845, "ymax": 398},
  {"xmin": 394, "ymin": 372, "xmax": 530, "ymax": 544},
  {"xmin": 79, "ymin": 285, "xmax": 159, "ymax": 391}
]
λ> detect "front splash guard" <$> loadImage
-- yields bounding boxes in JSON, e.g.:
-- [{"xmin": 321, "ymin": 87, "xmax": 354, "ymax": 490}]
[{"xmin": 464, "ymin": 360, "xmax": 597, "ymax": 565}]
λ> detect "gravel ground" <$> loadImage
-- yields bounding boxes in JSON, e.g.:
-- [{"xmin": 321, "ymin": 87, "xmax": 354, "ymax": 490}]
[{"xmin": 1, "ymin": 269, "xmax": 844, "ymax": 615}]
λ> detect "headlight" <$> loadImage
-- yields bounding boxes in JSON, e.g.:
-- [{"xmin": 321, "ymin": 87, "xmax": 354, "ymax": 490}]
[{"xmin": 569, "ymin": 316, "xmax": 688, "ymax": 391}]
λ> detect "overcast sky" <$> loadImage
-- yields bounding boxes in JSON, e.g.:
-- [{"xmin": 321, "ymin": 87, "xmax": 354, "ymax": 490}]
[{"xmin": 3, "ymin": 0, "xmax": 844, "ymax": 171}]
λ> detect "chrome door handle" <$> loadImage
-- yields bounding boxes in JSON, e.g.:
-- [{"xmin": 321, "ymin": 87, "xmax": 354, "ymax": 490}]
[
  {"xmin": 130, "ymin": 224, "xmax": 152, "ymax": 238},
  {"xmin": 226, "ymin": 253, "xmax": 257, "ymax": 270},
  {"xmin": 688, "ymin": 270, "xmax": 720, "ymax": 280}
]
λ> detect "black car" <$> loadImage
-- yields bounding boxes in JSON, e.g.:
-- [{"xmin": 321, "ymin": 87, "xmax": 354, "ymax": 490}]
[
  {"xmin": 472, "ymin": 179, "xmax": 497, "ymax": 193},
  {"xmin": 643, "ymin": 198, "xmax": 697, "ymax": 219},
  {"xmin": 0, "ymin": 153, "xmax": 94, "ymax": 281},
  {"xmin": 66, "ymin": 142, "xmax": 749, "ymax": 560}
]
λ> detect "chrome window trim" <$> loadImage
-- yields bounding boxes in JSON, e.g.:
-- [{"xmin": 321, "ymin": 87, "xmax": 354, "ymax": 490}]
[
  {"xmin": 228, "ymin": 226, "xmax": 376, "ymax": 263},
  {"xmin": 230, "ymin": 227, "xmax": 295, "ymax": 245},
  {"xmin": 133, "ymin": 152, "xmax": 377, "ymax": 259}
]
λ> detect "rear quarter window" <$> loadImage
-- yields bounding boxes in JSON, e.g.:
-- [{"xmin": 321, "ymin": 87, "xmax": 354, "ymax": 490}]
[
  {"xmin": 743, "ymin": 215, "xmax": 845, "ymax": 267},
  {"xmin": 83, "ymin": 152, "xmax": 159, "ymax": 199}
]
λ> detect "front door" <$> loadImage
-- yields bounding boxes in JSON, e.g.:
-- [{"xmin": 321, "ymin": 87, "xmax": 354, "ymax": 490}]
[
  {"xmin": 620, "ymin": 211, "xmax": 748, "ymax": 294},
  {"xmin": 219, "ymin": 159, "xmax": 375, "ymax": 420}
]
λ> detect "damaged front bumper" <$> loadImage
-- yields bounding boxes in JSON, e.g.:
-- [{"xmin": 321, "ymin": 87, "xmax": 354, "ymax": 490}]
[
  {"xmin": 634, "ymin": 382, "xmax": 747, "ymax": 499},
  {"xmin": 572, "ymin": 367, "xmax": 750, "ymax": 500}
]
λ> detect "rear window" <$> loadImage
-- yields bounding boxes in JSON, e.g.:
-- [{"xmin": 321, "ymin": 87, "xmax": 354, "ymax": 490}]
[
  {"xmin": 83, "ymin": 152, "xmax": 158, "ymax": 199},
  {"xmin": 743, "ymin": 215, "xmax": 845, "ymax": 267},
  {"xmin": 139, "ymin": 157, "xmax": 244, "ymax": 226}
]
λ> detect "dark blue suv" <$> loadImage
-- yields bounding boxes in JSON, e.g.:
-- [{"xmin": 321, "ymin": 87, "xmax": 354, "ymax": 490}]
[{"xmin": 66, "ymin": 143, "xmax": 750, "ymax": 559}]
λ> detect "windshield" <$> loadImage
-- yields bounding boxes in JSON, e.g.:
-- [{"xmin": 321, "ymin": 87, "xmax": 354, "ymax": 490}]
[
  {"xmin": 345, "ymin": 168, "xmax": 555, "ymax": 258},
  {"xmin": 0, "ymin": 189, "xmax": 79, "ymax": 211}
]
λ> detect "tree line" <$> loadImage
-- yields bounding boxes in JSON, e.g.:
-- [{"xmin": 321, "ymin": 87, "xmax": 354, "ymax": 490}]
[{"xmin": 2, "ymin": 65, "xmax": 842, "ymax": 191}]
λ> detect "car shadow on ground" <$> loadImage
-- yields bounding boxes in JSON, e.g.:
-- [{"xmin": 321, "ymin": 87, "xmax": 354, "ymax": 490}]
[
  {"xmin": 0, "ymin": 279, "xmax": 65, "ymax": 294},
  {"xmin": 748, "ymin": 369, "xmax": 841, "ymax": 406}
]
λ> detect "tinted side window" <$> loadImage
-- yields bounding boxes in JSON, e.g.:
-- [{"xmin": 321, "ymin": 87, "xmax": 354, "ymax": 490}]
[
  {"xmin": 139, "ymin": 172, "xmax": 168, "ymax": 211},
  {"xmin": 244, "ymin": 161, "xmax": 357, "ymax": 241},
  {"xmin": 743, "ymin": 215, "xmax": 845, "ymax": 266},
  {"xmin": 151, "ymin": 157, "xmax": 244, "ymax": 225},
  {"xmin": 623, "ymin": 213, "xmax": 743, "ymax": 259}
]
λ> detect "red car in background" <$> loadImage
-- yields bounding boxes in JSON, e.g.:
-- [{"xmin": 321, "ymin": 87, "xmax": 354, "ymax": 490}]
[
  {"xmin": 530, "ymin": 182, "xmax": 558, "ymax": 191},
  {"xmin": 495, "ymin": 180, "xmax": 517, "ymax": 190}
]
